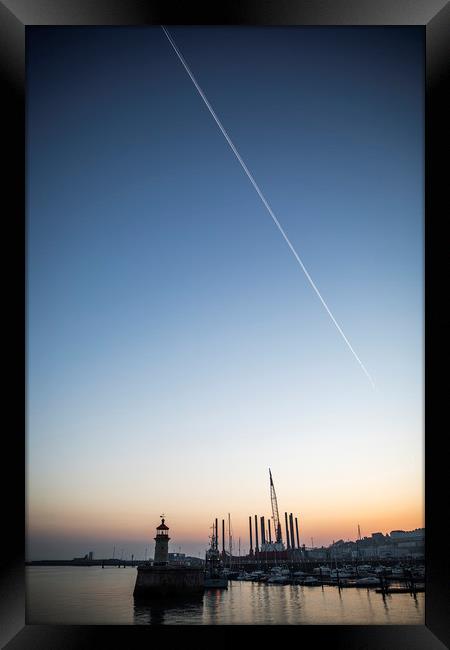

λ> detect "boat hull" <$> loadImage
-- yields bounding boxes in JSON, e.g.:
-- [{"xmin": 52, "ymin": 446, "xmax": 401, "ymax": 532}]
[{"xmin": 204, "ymin": 576, "xmax": 228, "ymax": 589}]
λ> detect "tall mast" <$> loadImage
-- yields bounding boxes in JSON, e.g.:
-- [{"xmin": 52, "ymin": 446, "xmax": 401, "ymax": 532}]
[
  {"xmin": 269, "ymin": 468, "xmax": 282, "ymax": 544},
  {"xmin": 228, "ymin": 513, "xmax": 232, "ymax": 568}
]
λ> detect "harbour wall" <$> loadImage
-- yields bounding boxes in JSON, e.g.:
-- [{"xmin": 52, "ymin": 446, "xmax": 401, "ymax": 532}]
[{"xmin": 133, "ymin": 565, "xmax": 204, "ymax": 598}]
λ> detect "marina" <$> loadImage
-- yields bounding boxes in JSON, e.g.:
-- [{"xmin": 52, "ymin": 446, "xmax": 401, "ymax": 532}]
[
  {"xmin": 193, "ymin": 470, "xmax": 425, "ymax": 596},
  {"xmin": 204, "ymin": 563, "xmax": 425, "ymax": 594}
]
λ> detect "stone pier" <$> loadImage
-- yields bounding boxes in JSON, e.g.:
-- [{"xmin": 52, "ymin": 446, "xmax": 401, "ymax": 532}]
[{"xmin": 133, "ymin": 564, "xmax": 204, "ymax": 599}]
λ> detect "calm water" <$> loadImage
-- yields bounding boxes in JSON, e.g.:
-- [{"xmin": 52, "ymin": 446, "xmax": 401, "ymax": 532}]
[{"xmin": 26, "ymin": 567, "xmax": 424, "ymax": 625}]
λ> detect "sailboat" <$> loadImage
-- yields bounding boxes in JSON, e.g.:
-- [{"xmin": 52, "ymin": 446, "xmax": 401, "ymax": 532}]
[{"xmin": 204, "ymin": 521, "xmax": 228, "ymax": 588}]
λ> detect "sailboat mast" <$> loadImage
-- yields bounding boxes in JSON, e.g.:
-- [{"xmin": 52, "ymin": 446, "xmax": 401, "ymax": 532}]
[{"xmin": 228, "ymin": 513, "xmax": 232, "ymax": 568}]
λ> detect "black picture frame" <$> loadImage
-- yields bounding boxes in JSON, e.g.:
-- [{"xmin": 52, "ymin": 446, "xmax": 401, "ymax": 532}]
[{"xmin": 1, "ymin": 0, "xmax": 448, "ymax": 647}]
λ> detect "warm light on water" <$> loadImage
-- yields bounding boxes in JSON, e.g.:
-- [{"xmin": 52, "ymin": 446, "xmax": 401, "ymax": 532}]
[{"xmin": 26, "ymin": 567, "xmax": 424, "ymax": 625}]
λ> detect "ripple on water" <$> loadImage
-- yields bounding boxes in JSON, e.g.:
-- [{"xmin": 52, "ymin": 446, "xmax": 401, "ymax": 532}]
[{"xmin": 26, "ymin": 567, "xmax": 425, "ymax": 625}]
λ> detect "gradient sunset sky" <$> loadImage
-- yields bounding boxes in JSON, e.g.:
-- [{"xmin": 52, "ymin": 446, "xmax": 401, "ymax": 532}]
[{"xmin": 27, "ymin": 26, "xmax": 423, "ymax": 560}]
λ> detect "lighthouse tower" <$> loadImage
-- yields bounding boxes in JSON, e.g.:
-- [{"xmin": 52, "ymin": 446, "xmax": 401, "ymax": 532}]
[{"xmin": 154, "ymin": 516, "xmax": 170, "ymax": 565}]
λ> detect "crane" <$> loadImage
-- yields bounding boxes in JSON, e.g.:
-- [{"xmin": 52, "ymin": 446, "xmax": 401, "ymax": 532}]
[{"xmin": 269, "ymin": 468, "xmax": 283, "ymax": 544}]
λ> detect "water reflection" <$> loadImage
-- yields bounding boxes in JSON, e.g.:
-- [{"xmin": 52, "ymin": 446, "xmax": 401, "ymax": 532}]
[
  {"xmin": 27, "ymin": 568, "xmax": 425, "ymax": 625},
  {"xmin": 131, "ymin": 582, "xmax": 423, "ymax": 625},
  {"xmin": 365, "ymin": 586, "xmax": 375, "ymax": 621},
  {"xmin": 203, "ymin": 587, "xmax": 226, "ymax": 624},
  {"xmin": 381, "ymin": 592, "xmax": 390, "ymax": 616},
  {"xmin": 133, "ymin": 595, "xmax": 204, "ymax": 625}
]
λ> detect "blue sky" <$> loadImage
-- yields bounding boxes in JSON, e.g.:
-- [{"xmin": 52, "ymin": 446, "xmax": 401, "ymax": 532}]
[{"xmin": 27, "ymin": 26, "xmax": 423, "ymax": 559}]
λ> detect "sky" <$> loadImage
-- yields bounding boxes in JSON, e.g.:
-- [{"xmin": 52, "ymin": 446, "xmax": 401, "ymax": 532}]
[{"xmin": 26, "ymin": 26, "xmax": 424, "ymax": 560}]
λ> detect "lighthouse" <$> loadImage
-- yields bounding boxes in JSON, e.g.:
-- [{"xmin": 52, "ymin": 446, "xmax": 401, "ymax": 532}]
[
  {"xmin": 133, "ymin": 514, "xmax": 204, "ymax": 599},
  {"xmin": 154, "ymin": 516, "xmax": 170, "ymax": 565}
]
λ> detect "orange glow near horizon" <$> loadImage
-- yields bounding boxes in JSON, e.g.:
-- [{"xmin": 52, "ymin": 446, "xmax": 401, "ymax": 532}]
[
  {"xmin": 26, "ymin": 393, "xmax": 424, "ymax": 555},
  {"xmin": 27, "ymin": 488, "xmax": 424, "ymax": 552}
]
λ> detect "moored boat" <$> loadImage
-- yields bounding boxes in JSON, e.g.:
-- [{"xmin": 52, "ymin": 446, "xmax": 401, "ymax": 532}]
[
  {"xmin": 204, "ymin": 524, "xmax": 228, "ymax": 589},
  {"xmin": 355, "ymin": 576, "xmax": 380, "ymax": 586},
  {"xmin": 267, "ymin": 574, "xmax": 289, "ymax": 584}
]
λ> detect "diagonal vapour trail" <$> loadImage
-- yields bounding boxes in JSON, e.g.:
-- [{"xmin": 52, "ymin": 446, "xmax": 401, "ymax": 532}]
[{"xmin": 162, "ymin": 26, "xmax": 375, "ymax": 388}]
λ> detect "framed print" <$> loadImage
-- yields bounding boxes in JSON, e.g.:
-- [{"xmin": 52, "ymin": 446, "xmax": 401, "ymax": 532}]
[{"xmin": 1, "ymin": 0, "xmax": 449, "ymax": 647}]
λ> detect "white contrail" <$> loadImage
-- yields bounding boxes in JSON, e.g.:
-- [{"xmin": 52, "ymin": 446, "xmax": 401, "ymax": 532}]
[{"xmin": 161, "ymin": 26, "xmax": 375, "ymax": 388}]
